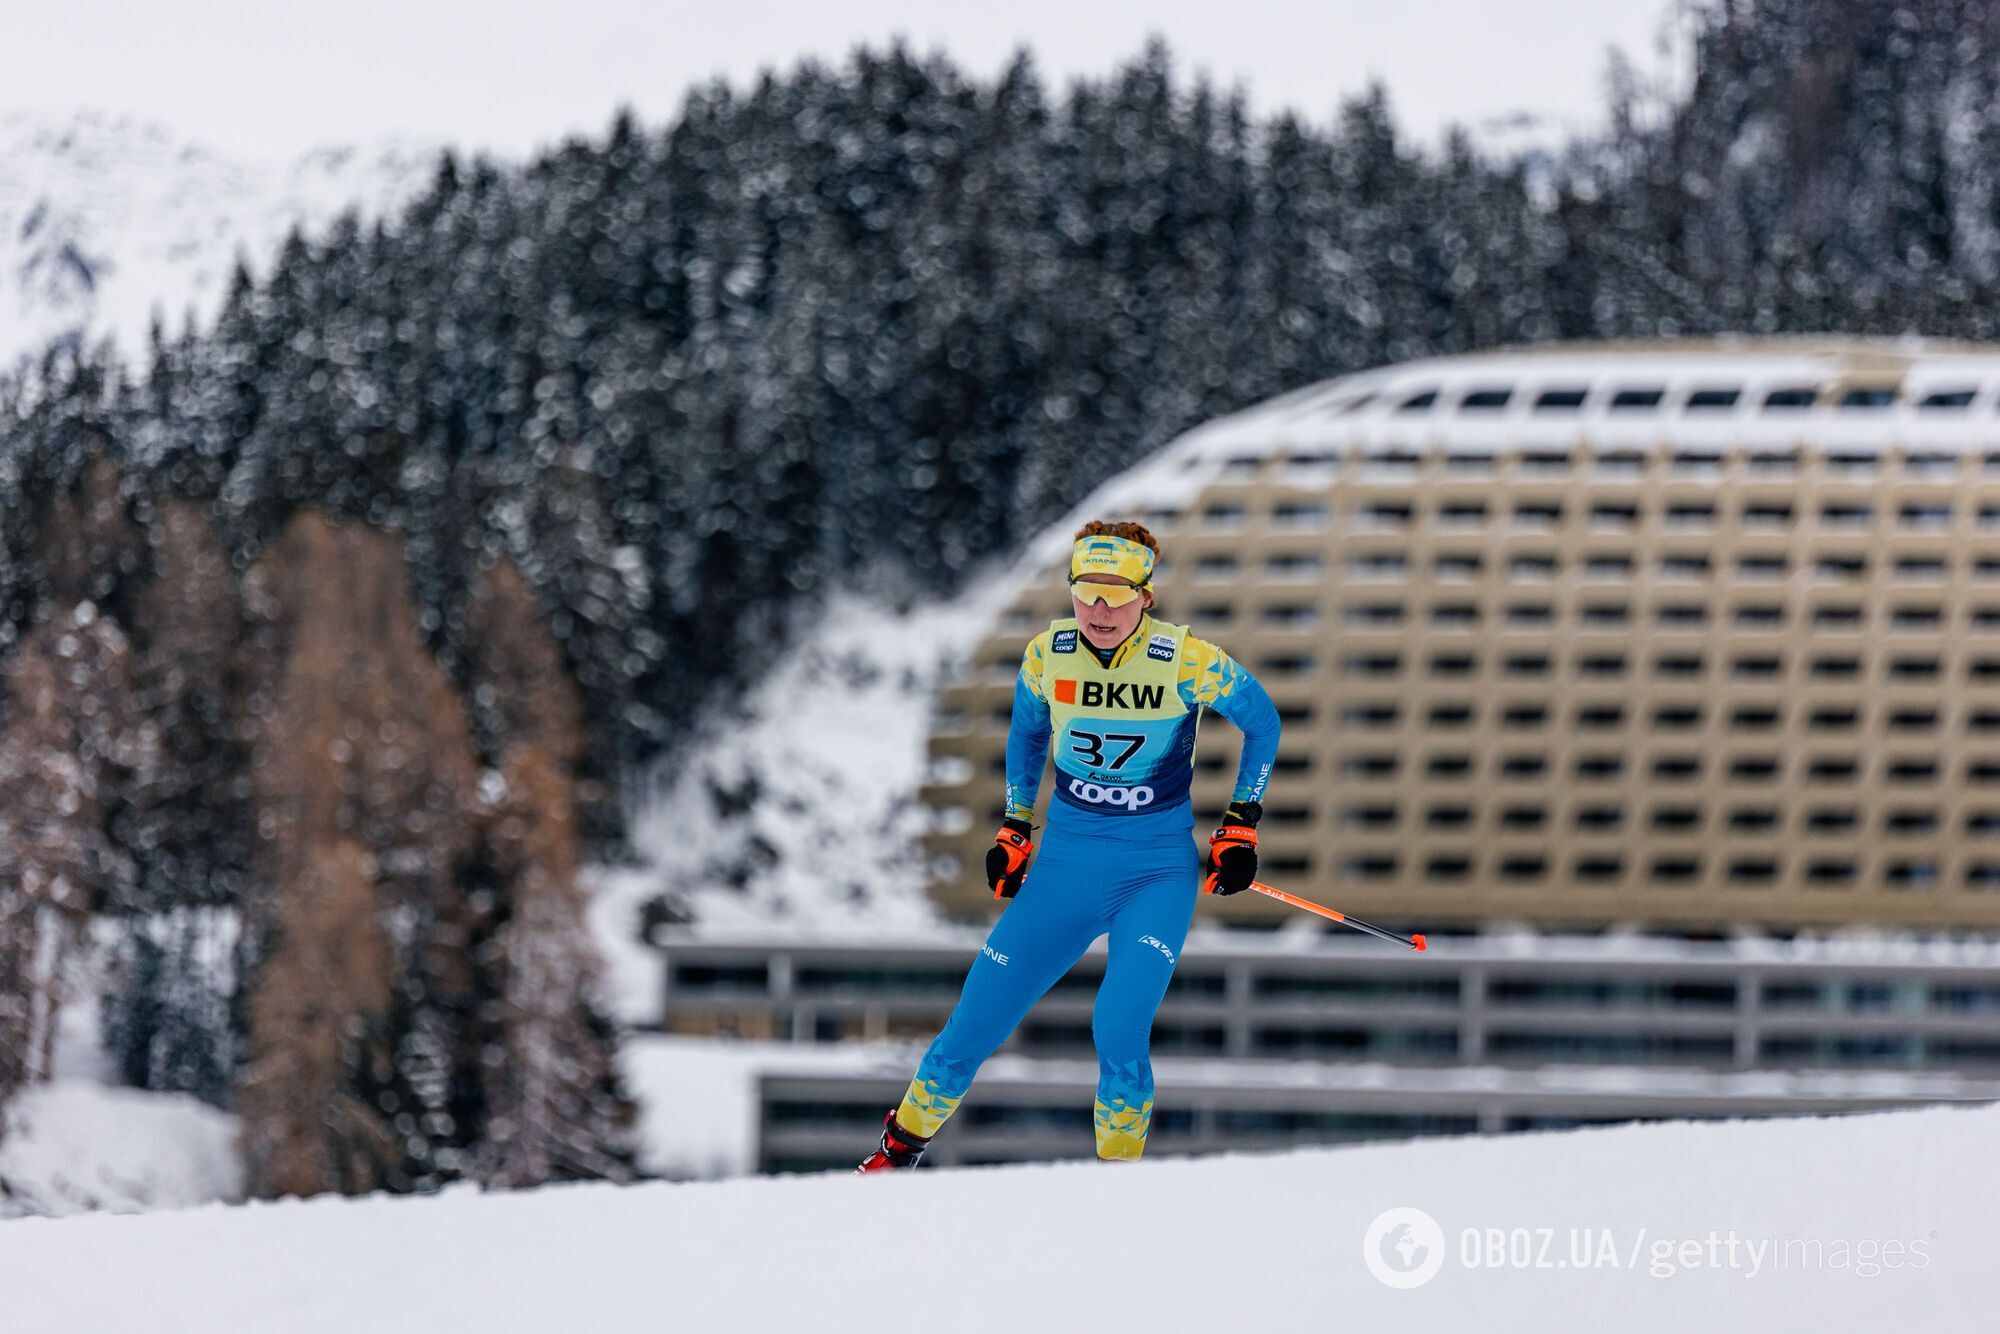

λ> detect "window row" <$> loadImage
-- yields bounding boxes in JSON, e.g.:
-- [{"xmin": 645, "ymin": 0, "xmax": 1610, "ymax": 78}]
[
  {"xmin": 1367, "ymin": 382, "xmax": 1987, "ymax": 417},
  {"xmin": 1334, "ymin": 652, "xmax": 2000, "ymax": 681},
  {"xmin": 1274, "ymin": 500, "xmax": 1991, "ymax": 531},
  {"xmin": 1329, "ymin": 702, "xmax": 1990, "ymax": 733},
  {"xmin": 1336, "ymin": 803, "xmax": 2000, "ymax": 835},
  {"xmin": 1329, "ymin": 853, "xmax": 1996, "ymax": 889},
  {"xmin": 1319, "ymin": 601, "xmax": 2000, "ymax": 629},
  {"xmin": 1208, "ymin": 447, "xmax": 1994, "ymax": 479},
  {"xmin": 1327, "ymin": 752, "xmax": 1996, "ymax": 783},
  {"xmin": 1329, "ymin": 552, "xmax": 1981, "ymax": 580}
]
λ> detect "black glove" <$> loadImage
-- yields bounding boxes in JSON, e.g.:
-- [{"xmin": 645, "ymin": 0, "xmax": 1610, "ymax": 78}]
[
  {"xmin": 1204, "ymin": 802, "xmax": 1261, "ymax": 896},
  {"xmin": 985, "ymin": 818, "xmax": 1035, "ymax": 899}
]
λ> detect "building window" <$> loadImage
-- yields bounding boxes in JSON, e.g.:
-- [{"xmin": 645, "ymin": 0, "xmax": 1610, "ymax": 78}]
[
  {"xmin": 1576, "ymin": 704, "xmax": 1625, "ymax": 729},
  {"xmin": 1343, "ymin": 603, "xmax": 1405, "ymax": 626},
  {"xmin": 1433, "ymin": 553, "xmax": 1485, "ymax": 578},
  {"xmin": 1685, "ymin": 387, "xmax": 1741, "ymax": 410},
  {"xmin": 1806, "ymin": 809, "xmax": 1858, "ymax": 832},
  {"xmin": 1650, "ymin": 858, "xmax": 1702, "ymax": 883},
  {"xmin": 1341, "ymin": 704, "xmax": 1399, "ymax": 727},
  {"xmin": 1459, "ymin": 388, "xmax": 1512, "ymax": 411},
  {"xmin": 1426, "ymin": 805, "xmax": 1473, "ymax": 828},
  {"xmin": 1610, "ymin": 388, "xmax": 1665, "ymax": 410},
  {"xmin": 1438, "ymin": 502, "xmax": 1488, "ymax": 526},
  {"xmin": 1653, "ymin": 755, "xmax": 1703, "ymax": 780},
  {"xmin": 1259, "ymin": 654, "xmax": 1318, "ymax": 675},
  {"xmin": 1343, "ymin": 654, "xmax": 1402, "ymax": 677},
  {"xmin": 1575, "ymin": 805, "xmax": 1623, "ymax": 830}
]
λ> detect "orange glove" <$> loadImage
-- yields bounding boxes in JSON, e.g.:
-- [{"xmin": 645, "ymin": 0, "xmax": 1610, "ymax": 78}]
[
  {"xmin": 1203, "ymin": 802, "xmax": 1261, "ymax": 895},
  {"xmin": 986, "ymin": 819, "xmax": 1035, "ymax": 899}
]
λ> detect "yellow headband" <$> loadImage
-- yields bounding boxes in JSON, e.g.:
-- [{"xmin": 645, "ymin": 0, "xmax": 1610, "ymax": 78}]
[{"xmin": 1070, "ymin": 534, "xmax": 1155, "ymax": 587}]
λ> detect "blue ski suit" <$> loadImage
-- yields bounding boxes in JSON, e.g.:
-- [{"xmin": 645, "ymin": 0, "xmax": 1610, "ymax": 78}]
[{"xmin": 894, "ymin": 612, "xmax": 1281, "ymax": 1159}]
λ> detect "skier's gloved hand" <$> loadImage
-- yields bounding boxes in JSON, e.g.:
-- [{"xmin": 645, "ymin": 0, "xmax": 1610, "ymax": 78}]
[
  {"xmin": 986, "ymin": 819, "xmax": 1036, "ymax": 899},
  {"xmin": 1204, "ymin": 802, "xmax": 1261, "ymax": 895}
]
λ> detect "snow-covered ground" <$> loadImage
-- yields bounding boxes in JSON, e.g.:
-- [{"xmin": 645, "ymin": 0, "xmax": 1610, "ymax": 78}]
[
  {"xmin": 0, "ymin": 974, "xmax": 243, "ymax": 1219},
  {"xmin": 0, "ymin": 110, "xmax": 438, "ymax": 369},
  {"xmin": 3, "ymin": 1100, "xmax": 1989, "ymax": 1331}
]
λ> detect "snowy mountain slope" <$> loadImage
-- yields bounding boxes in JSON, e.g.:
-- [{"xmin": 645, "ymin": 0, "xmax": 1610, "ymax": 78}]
[
  {"xmin": 3, "ymin": 1101, "xmax": 1990, "ymax": 1331},
  {"xmin": 0, "ymin": 110, "xmax": 440, "ymax": 369},
  {"xmin": 584, "ymin": 587, "xmax": 1018, "ymax": 1022}
]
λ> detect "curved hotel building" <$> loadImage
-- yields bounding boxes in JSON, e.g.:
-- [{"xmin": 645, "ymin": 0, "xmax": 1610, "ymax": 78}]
[{"xmin": 921, "ymin": 338, "xmax": 2000, "ymax": 932}]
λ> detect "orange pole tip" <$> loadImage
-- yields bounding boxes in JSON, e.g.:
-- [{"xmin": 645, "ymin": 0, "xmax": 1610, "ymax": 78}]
[{"xmin": 1412, "ymin": 933, "xmax": 1428, "ymax": 952}]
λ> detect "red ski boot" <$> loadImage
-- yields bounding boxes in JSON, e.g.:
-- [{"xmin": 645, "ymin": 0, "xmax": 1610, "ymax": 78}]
[{"xmin": 855, "ymin": 1109, "xmax": 932, "ymax": 1174}]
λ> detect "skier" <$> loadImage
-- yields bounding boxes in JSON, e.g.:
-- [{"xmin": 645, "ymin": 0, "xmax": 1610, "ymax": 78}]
[{"xmin": 858, "ymin": 520, "xmax": 1281, "ymax": 1171}]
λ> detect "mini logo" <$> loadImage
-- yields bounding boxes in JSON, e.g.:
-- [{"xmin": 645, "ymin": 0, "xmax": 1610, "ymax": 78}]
[
  {"xmin": 982, "ymin": 943, "xmax": 1010, "ymax": 966},
  {"xmin": 1362, "ymin": 1207, "xmax": 1446, "ymax": 1289},
  {"xmin": 1052, "ymin": 629, "xmax": 1078, "ymax": 655},
  {"xmin": 1137, "ymin": 934, "xmax": 1177, "ymax": 964},
  {"xmin": 1146, "ymin": 632, "xmax": 1176, "ymax": 662},
  {"xmin": 1054, "ymin": 678, "xmax": 1078, "ymax": 704},
  {"xmin": 1068, "ymin": 778, "xmax": 1155, "ymax": 809}
]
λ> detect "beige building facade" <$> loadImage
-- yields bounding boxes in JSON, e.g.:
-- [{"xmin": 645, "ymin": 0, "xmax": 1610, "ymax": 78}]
[{"xmin": 921, "ymin": 338, "xmax": 2000, "ymax": 931}]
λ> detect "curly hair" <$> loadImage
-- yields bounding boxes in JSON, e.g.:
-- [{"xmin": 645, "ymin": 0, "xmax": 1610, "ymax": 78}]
[{"xmin": 1072, "ymin": 519, "xmax": 1160, "ymax": 558}]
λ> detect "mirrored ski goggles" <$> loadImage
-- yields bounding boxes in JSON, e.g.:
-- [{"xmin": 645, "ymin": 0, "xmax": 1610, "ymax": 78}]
[{"xmin": 1069, "ymin": 578, "xmax": 1147, "ymax": 608}]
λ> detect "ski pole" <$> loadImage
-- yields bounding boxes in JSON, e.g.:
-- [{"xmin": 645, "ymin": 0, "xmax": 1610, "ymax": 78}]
[{"xmin": 1242, "ymin": 879, "xmax": 1428, "ymax": 952}]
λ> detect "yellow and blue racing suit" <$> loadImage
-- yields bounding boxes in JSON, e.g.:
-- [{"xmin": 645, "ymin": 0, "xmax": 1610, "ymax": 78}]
[{"xmin": 895, "ymin": 612, "xmax": 1281, "ymax": 1160}]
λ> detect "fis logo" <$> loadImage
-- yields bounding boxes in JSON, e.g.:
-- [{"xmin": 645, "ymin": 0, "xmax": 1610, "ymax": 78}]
[
  {"xmin": 1053, "ymin": 680, "xmax": 1166, "ymax": 709},
  {"xmin": 1052, "ymin": 628, "xmax": 1078, "ymax": 655},
  {"xmin": 1069, "ymin": 778, "xmax": 1155, "ymax": 809},
  {"xmin": 1137, "ymin": 934, "xmax": 1177, "ymax": 965},
  {"xmin": 1146, "ymin": 633, "xmax": 1176, "ymax": 663}
]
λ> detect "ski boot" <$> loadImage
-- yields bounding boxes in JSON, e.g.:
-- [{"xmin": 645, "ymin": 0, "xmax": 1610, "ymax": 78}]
[{"xmin": 855, "ymin": 1109, "xmax": 932, "ymax": 1174}]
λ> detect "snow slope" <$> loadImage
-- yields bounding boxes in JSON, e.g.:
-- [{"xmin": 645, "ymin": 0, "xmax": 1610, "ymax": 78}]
[
  {"xmin": 585, "ymin": 587, "xmax": 1018, "ymax": 1022},
  {"xmin": 0, "ymin": 110, "xmax": 438, "ymax": 369},
  {"xmin": 3, "ymin": 1101, "xmax": 1990, "ymax": 1331}
]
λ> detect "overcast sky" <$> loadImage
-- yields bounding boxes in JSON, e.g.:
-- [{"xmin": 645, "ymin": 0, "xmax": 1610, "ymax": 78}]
[{"xmin": 5, "ymin": 0, "xmax": 1689, "ymax": 160}]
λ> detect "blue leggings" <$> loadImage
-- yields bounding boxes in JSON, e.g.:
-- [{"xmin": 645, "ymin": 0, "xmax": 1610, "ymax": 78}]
[{"xmin": 894, "ymin": 822, "xmax": 1200, "ymax": 1159}]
